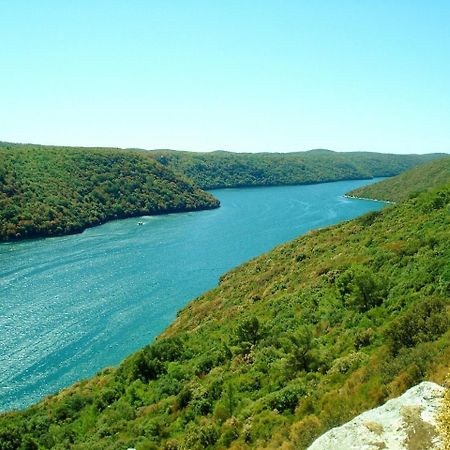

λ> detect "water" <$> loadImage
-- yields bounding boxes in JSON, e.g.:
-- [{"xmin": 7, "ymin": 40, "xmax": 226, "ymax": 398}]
[{"xmin": 0, "ymin": 179, "xmax": 385, "ymax": 411}]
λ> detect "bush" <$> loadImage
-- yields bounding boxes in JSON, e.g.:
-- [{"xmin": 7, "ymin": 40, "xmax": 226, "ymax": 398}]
[
  {"xmin": 267, "ymin": 384, "xmax": 305, "ymax": 413},
  {"xmin": 54, "ymin": 393, "xmax": 90, "ymax": 421},
  {"xmin": 354, "ymin": 328, "xmax": 375, "ymax": 350},
  {"xmin": 289, "ymin": 415, "xmax": 323, "ymax": 448},
  {"xmin": 285, "ymin": 327, "xmax": 315, "ymax": 373},
  {"xmin": 0, "ymin": 422, "xmax": 22, "ymax": 450},
  {"xmin": 175, "ymin": 386, "xmax": 192, "ymax": 410},
  {"xmin": 149, "ymin": 338, "xmax": 184, "ymax": 362},
  {"xmin": 328, "ymin": 352, "xmax": 367, "ymax": 376},
  {"xmin": 357, "ymin": 210, "xmax": 381, "ymax": 226},
  {"xmin": 386, "ymin": 298, "xmax": 449, "ymax": 354},
  {"xmin": 235, "ymin": 317, "xmax": 261, "ymax": 345},
  {"xmin": 131, "ymin": 351, "xmax": 165, "ymax": 382},
  {"xmin": 182, "ymin": 422, "xmax": 219, "ymax": 450},
  {"xmin": 336, "ymin": 266, "xmax": 387, "ymax": 311}
]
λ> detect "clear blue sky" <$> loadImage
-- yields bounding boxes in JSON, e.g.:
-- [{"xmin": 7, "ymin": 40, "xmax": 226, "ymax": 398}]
[{"xmin": 1, "ymin": 1, "xmax": 449, "ymax": 154}]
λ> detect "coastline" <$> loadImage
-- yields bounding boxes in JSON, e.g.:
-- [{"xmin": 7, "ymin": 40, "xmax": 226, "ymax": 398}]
[
  {"xmin": 343, "ymin": 194, "xmax": 396, "ymax": 204},
  {"xmin": 0, "ymin": 201, "xmax": 220, "ymax": 244},
  {"xmin": 0, "ymin": 177, "xmax": 387, "ymax": 243}
]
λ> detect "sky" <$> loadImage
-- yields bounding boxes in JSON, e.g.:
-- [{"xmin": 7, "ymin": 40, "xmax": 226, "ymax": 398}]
[{"xmin": 1, "ymin": 1, "xmax": 449, "ymax": 154}]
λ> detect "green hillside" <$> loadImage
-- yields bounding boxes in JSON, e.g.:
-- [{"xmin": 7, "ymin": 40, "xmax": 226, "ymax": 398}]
[
  {"xmin": 148, "ymin": 148, "xmax": 443, "ymax": 189},
  {"xmin": 0, "ymin": 143, "xmax": 219, "ymax": 241},
  {"xmin": 347, "ymin": 156, "xmax": 450, "ymax": 203},
  {"xmin": 1, "ymin": 179, "xmax": 448, "ymax": 449}
]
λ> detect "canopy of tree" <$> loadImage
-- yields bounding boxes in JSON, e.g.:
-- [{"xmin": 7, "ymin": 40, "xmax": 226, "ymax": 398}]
[
  {"xmin": 347, "ymin": 156, "xmax": 450, "ymax": 203},
  {"xmin": 147, "ymin": 148, "xmax": 444, "ymax": 189},
  {"xmin": 1, "ymin": 163, "xmax": 448, "ymax": 449},
  {"xmin": 0, "ymin": 143, "xmax": 219, "ymax": 241}
]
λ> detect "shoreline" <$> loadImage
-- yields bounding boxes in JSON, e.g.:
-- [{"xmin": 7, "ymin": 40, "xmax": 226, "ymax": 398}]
[
  {"xmin": 1, "ymin": 178, "xmax": 387, "ymax": 244},
  {"xmin": 343, "ymin": 194, "xmax": 396, "ymax": 204},
  {"xmin": 0, "ymin": 201, "xmax": 220, "ymax": 244}
]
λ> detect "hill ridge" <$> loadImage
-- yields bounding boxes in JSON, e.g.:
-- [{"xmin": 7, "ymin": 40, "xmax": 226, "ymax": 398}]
[{"xmin": 0, "ymin": 143, "xmax": 219, "ymax": 241}]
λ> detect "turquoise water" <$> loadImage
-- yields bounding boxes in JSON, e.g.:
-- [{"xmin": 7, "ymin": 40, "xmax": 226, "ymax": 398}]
[{"xmin": 0, "ymin": 179, "xmax": 385, "ymax": 411}]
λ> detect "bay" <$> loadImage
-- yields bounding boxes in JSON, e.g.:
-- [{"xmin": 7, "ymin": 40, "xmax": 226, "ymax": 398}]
[{"xmin": 0, "ymin": 178, "xmax": 385, "ymax": 411}]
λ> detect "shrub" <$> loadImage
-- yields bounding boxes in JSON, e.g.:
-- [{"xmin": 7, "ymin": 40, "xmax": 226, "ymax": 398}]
[
  {"xmin": 354, "ymin": 328, "xmax": 375, "ymax": 350},
  {"xmin": 54, "ymin": 393, "xmax": 90, "ymax": 421},
  {"xmin": 182, "ymin": 422, "xmax": 219, "ymax": 450},
  {"xmin": 219, "ymin": 417, "xmax": 240, "ymax": 447},
  {"xmin": 0, "ymin": 422, "xmax": 22, "ymax": 450},
  {"xmin": 328, "ymin": 352, "xmax": 367, "ymax": 376},
  {"xmin": 149, "ymin": 337, "xmax": 184, "ymax": 362},
  {"xmin": 285, "ymin": 327, "xmax": 315, "ymax": 373},
  {"xmin": 175, "ymin": 386, "xmax": 192, "ymax": 410},
  {"xmin": 131, "ymin": 352, "xmax": 165, "ymax": 382},
  {"xmin": 357, "ymin": 210, "xmax": 381, "ymax": 226},
  {"xmin": 235, "ymin": 316, "xmax": 261, "ymax": 346},
  {"xmin": 336, "ymin": 266, "xmax": 387, "ymax": 311},
  {"xmin": 94, "ymin": 387, "xmax": 119, "ymax": 410},
  {"xmin": 267, "ymin": 384, "xmax": 305, "ymax": 413},
  {"xmin": 386, "ymin": 298, "xmax": 449, "ymax": 354},
  {"xmin": 289, "ymin": 415, "xmax": 323, "ymax": 448}
]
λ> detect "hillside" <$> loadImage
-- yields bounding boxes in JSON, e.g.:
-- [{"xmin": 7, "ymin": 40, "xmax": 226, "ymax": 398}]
[
  {"xmin": 0, "ymin": 180, "xmax": 448, "ymax": 448},
  {"xmin": 0, "ymin": 143, "xmax": 219, "ymax": 241},
  {"xmin": 347, "ymin": 156, "xmax": 450, "ymax": 203},
  {"xmin": 148, "ymin": 149, "xmax": 444, "ymax": 189}
]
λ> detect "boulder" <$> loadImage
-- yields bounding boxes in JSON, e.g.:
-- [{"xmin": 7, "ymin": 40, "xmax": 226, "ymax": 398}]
[{"xmin": 308, "ymin": 381, "xmax": 445, "ymax": 450}]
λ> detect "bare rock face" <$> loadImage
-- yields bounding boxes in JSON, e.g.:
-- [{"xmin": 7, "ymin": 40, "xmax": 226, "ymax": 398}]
[{"xmin": 307, "ymin": 381, "xmax": 445, "ymax": 450}]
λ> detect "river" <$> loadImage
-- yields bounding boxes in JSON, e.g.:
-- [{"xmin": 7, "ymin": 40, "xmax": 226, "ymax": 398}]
[{"xmin": 0, "ymin": 179, "xmax": 385, "ymax": 411}]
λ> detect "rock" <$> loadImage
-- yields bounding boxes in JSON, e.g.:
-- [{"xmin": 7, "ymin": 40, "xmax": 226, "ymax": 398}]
[{"xmin": 307, "ymin": 381, "xmax": 445, "ymax": 450}]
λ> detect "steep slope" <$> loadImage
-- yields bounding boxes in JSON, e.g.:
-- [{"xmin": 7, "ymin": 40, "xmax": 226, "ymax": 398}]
[
  {"xmin": 148, "ymin": 148, "xmax": 444, "ymax": 189},
  {"xmin": 347, "ymin": 156, "xmax": 450, "ymax": 203},
  {"xmin": 0, "ymin": 183, "xmax": 448, "ymax": 449},
  {"xmin": 0, "ymin": 143, "xmax": 219, "ymax": 241}
]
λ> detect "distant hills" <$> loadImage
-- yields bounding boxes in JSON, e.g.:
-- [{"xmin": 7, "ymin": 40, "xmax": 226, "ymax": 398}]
[
  {"xmin": 147, "ymin": 148, "xmax": 445, "ymax": 189},
  {"xmin": 0, "ymin": 143, "xmax": 219, "ymax": 241},
  {"xmin": 0, "ymin": 141, "xmax": 446, "ymax": 241},
  {"xmin": 1, "ymin": 156, "xmax": 448, "ymax": 449}
]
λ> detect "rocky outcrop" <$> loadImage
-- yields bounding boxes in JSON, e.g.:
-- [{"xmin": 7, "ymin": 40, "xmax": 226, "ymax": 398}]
[{"xmin": 308, "ymin": 381, "xmax": 445, "ymax": 450}]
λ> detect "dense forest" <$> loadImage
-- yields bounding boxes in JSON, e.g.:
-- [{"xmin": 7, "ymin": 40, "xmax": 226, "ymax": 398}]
[
  {"xmin": 347, "ymin": 156, "xmax": 450, "ymax": 203},
  {"xmin": 0, "ymin": 142, "xmax": 445, "ymax": 241},
  {"xmin": 1, "ymin": 162, "xmax": 448, "ymax": 449},
  {"xmin": 0, "ymin": 143, "xmax": 219, "ymax": 241},
  {"xmin": 147, "ymin": 148, "xmax": 443, "ymax": 189}
]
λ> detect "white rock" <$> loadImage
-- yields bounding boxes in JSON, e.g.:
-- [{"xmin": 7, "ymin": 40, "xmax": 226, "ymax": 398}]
[{"xmin": 307, "ymin": 381, "xmax": 445, "ymax": 450}]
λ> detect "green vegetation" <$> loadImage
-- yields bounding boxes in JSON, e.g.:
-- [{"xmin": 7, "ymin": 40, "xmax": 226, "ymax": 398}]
[
  {"xmin": 347, "ymin": 156, "xmax": 450, "ymax": 203},
  {"xmin": 0, "ymin": 143, "xmax": 219, "ymax": 241},
  {"xmin": 1, "ymin": 171, "xmax": 448, "ymax": 449},
  {"xmin": 438, "ymin": 378, "xmax": 450, "ymax": 449},
  {"xmin": 0, "ymin": 141, "xmax": 445, "ymax": 241},
  {"xmin": 148, "ymin": 148, "xmax": 443, "ymax": 189}
]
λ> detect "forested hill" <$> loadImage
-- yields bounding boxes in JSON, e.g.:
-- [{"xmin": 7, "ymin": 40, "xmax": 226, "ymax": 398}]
[
  {"xmin": 0, "ymin": 143, "xmax": 219, "ymax": 241},
  {"xmin": 1, "ymin": 172, "xmax": 448, "ymax": 449},
  {"xmin": 347, "ymin": 156, "xmax": 450, "ymax": 203},
  {"xmin": 1, "ymin": 141, "xmax": 444, "ymax": 241},
  {"xmin": 147, "ymin": 148, "xmax": 444, "ymax": 189}
]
